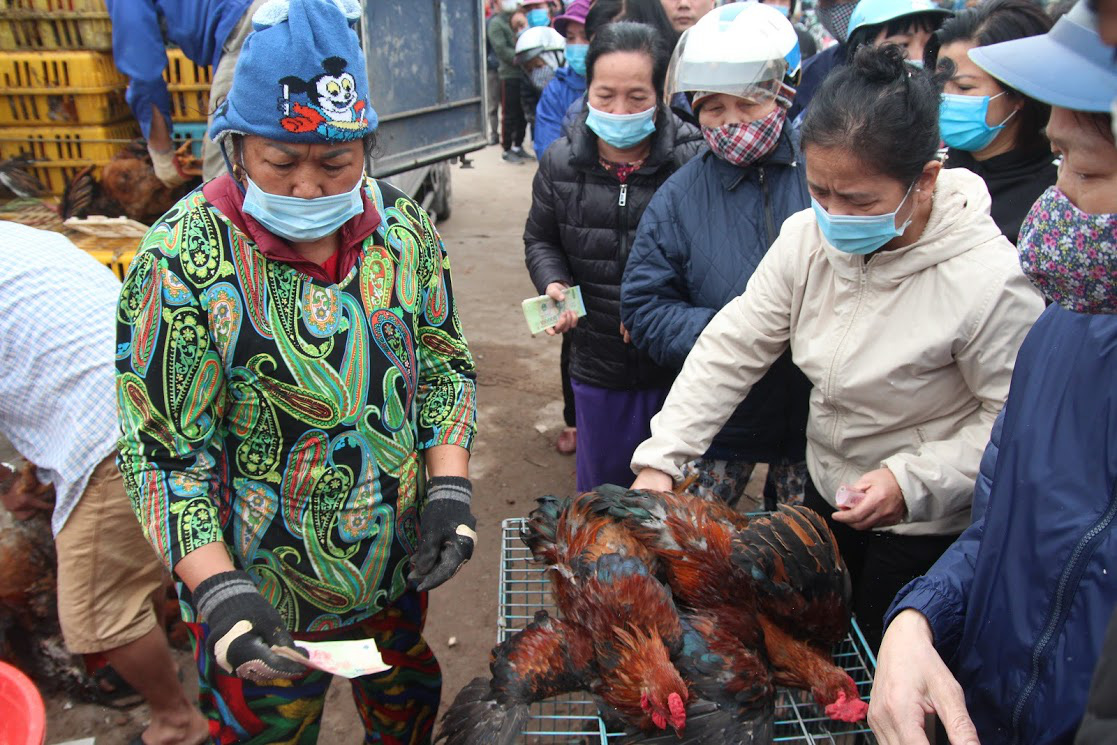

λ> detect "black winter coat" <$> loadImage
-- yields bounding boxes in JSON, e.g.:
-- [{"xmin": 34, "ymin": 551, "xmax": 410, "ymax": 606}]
[
  {"xmin": 944, "ymin": 146, "xmax": 1057, "ymax": 245},
  {"xmin": 524, "ymin": 108, "xmax": 705, "ymax": 390}
]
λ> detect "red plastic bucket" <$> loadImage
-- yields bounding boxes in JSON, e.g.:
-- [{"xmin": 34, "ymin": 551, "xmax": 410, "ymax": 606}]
[{"xmin": 0, "ymin": 660, "xmax": 46, "ymax": 745}]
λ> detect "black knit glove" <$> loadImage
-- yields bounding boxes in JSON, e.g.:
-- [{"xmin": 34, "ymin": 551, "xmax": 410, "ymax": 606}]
[
  {"xmin": 194, "ymin": 570, "xmax": 308, "ymax": 682},
  {"xmin": 407, "ymin": 477, "xmax": 477, "ymax": 592}
]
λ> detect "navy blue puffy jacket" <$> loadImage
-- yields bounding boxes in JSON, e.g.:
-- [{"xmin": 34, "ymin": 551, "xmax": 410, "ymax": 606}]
[
  {"xmin": 887, "ymin": 305, "xmax": 1117, "ymax": 744},
  {"xmin": 621, "ymin": 129, "xmax": 811, "ymax": 463}
]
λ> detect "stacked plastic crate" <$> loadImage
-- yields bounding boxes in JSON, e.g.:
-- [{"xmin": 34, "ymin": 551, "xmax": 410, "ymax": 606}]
[
  {"xmin": 164, "ymin": 46, "xmax": 212, "ymax": 156},
  {"xmin": 0, "ymin": 0, "xmax": 214, "ymax": 195},
  {"xmin": 0, "ymin": 0, "xmax": 135, "ymax": 194}
]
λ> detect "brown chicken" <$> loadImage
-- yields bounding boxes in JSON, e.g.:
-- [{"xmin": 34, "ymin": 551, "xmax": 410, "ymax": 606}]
[
  {"xmin": 437, "ymin": 494, "xmax": 690, "ymax": 745},
  {"xmin": 733, "ymin": 505, "xmax": 868, "ymax": 722},
  {"xmin": 98, "ymin": 140, "xmax": 184, "ymax": 223},
  {"xmin": 590, "ymin": 486, "xmax": 869, "ymax": 723},
  {"xmin": 0, "ymin": 463, "xmax": 93, "ymax": 697},
  {"xmin": 531, "ymin": 492, "xmax": 775, "ymax": 743}
]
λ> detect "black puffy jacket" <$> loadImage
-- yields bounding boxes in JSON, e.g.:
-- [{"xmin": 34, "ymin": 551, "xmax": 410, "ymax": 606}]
[{"xmin": 524, "ymin": 107, "xmax": 705, "ymax": 390}]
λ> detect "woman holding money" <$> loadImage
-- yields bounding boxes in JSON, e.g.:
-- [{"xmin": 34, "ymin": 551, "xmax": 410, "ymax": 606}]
[
  {"xmin": 524, "ymin": 21, "xmax": 704, "ymax": 491},
  {"xmin": 114, "ymin": 1, "xmax": 477, "ymax": 741}
]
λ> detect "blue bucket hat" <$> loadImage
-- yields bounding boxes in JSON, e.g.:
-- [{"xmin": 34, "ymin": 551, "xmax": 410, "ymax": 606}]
[
  {"xmin": 210, "ymin": 0, "xmax": 378, "ymax": 144},
  {"xmin": 968, "ymin": 0, "xmax": 1117, "ymax": 113}
]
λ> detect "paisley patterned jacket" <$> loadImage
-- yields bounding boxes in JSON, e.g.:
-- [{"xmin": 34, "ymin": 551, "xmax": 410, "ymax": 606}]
[{"xmin": 115, "ymin": 177, "xmax": 477, "ymax": 631}]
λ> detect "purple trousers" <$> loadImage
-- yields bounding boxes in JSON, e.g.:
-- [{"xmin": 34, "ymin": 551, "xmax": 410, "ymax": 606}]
[{"xmin": 571, "ymin": 379, "xmax": 670, "ymax": 492}]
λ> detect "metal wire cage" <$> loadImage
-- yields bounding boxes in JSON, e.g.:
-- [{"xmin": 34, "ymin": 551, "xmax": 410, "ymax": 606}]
[{"xmin": 498, "ymin": 518, "xmax": 879, "ymax": 744}]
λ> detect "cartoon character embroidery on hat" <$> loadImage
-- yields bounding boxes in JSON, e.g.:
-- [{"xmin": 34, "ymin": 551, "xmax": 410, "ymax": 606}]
[{"xmin": 278, "ymin": 55, "xmax": 370, "ymax": 139}]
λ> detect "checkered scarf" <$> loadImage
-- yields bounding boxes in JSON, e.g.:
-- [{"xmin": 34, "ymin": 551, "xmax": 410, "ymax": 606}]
[
  {"xmin": 816, "ymin": 1, "xmax": 857, "ymax": 43},
  {"xmin": 701, "ymin": 108, "xmax": 786, "ymax": 168}
]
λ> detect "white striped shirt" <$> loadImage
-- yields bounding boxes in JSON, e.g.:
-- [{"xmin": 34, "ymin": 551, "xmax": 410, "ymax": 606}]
[{"xmin": 0, "ymin": 222, "xmax": 122, "ymax": 535}]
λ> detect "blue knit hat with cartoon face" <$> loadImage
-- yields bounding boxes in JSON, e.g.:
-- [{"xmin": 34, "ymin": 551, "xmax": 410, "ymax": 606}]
[{"xmin": 209, "ymin": 0, "xmax": 379, "ymax": 144}]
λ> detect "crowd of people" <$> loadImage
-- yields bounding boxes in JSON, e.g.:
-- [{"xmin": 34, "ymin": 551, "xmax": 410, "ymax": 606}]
[{"xmin": 0, "ymin": 0, "xmax": 1115, "ymax": 742}]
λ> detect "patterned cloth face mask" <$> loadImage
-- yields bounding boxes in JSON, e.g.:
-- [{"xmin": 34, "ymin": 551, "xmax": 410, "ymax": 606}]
[
  {"xmin": 816, "ymin": 1, "xmax": 857, "ymax": 43},
  {"xmin": 1017, "ymin": 186, "xmax": 1117, "ymax": 315},
  {"xmin": 530, "ymin": 64, "xmax": 556, "ymax": 91},
  {"xmin": 701, "ymin": 107, "xmax": 786, "ymax": 168}
]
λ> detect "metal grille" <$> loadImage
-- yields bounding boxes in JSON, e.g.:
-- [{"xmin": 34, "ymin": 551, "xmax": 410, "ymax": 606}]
[{"xmin": 499, "ymin": 518, "xmax": 879, "ymax": 744}]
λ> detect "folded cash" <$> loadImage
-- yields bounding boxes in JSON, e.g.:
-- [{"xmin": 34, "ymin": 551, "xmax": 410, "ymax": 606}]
[
  {"xmin": 272, "ymin": 638, "xmax": 390, "ymax": 678},
  {"xmin": 522, "ymin": 286, "xmax": 587, "ymax": 335}
]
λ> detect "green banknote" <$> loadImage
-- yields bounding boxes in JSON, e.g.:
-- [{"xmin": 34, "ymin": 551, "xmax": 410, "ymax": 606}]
[{"xmin": 522, "ymin": 286, "xmax": 588, "ymax": 335}]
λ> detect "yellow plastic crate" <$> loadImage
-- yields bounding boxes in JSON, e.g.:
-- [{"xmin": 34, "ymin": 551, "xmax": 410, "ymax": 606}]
[
  {"xmin": 164, "ymin": 50, "xmax": 212, "ymax": 122},
  {"xmin": 168, "ymin": 86, "xmax": 210, "ymax": 121},
  {"xmin": 0, "ymin": 82, "xmax": 128, "ymax": 124},
  {"xmin": 165, "ymin": 48, "xmax": 212, "ymax": 88},
  {"xmin": 0, "ymin": 49, "xmax": 124, "ymax": 89},
  {"xmin": 81, "ymin": 244, "xmax": 138, "ymax": 281},
  {"xmin": 2, "ymin": 1, "xmax": 107, "ymax": 11},
  {"xmin": 0, "ymin": 121, "xmax": 137, "ymax": 161},
  {"xmin": 0, "ymin": 11, "xmax": 113, "ymax": 51}
]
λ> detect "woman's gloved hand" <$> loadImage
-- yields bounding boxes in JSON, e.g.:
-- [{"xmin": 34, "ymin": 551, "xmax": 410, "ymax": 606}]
[
  {"xmin": 193, "ymin": 570, "xmax": 308, "ymax": 682},
  {"xmin": 408, "ymin": 476, "xmax": 477, "ymax": 592}
]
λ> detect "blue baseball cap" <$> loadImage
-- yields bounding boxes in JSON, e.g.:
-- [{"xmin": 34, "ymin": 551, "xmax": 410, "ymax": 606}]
[
  {"xmin": 969, "ymin": 0, "xmax": 1117, "ymax": 113},
  {"xmin": 847, "ymin": 0, "xmax": 951, "ymax": 39}
]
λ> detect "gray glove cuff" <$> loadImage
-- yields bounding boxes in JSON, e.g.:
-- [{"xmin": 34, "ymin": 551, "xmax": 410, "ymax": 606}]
[
  {"xmin": 427, "ymin": 476, "xmax": 472, "ymax": 505},
  {"xmin": 194, "ymin": 570, "xmax": 259, "ymax": 622}
]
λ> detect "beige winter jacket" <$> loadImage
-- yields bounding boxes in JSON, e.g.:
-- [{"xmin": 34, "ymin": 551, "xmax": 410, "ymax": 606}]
[{"xmin": 631, "ymin": 168, "xmax": 1045, "ymax": 536}]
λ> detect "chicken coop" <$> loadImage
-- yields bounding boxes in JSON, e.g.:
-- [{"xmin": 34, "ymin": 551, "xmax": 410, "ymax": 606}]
[{"xmin": 498, "ymin": 517, "xmax": 879, "ymax": 745}]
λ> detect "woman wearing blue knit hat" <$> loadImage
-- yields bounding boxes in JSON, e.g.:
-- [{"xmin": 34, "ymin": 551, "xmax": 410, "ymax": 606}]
[{"xmin": 114, "ymin": 0, "xmax": 478, "ymax": 741}]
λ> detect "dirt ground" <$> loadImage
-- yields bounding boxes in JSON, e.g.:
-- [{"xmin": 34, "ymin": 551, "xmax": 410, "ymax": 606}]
[{"xmin": 20, "ymin": 142, "xmax": 763, "ymax": 744}]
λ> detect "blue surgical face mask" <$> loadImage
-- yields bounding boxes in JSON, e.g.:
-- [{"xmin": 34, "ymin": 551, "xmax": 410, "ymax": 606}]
[
  {"xmin": 526, "ymin": 8, "xmax": 550, "ymax": 27},
  {"xmin": 768, "ymin": 3, "xmax": 791, "ymax": 16},
  {"xmin": 586, "ymin": 104, "xmax": 657, "ymax": 150},
  {"xmin": 812, "ymin": 181, "xmax": 918, "ymax": 255},
  {"xmin": 939, "ymin": 92, "xmax": 1015, "ymax": 152},
  {"xmin": 906, "ymin": 58, "xmax": 924, "ymax": 70},
  {"xmin": 242, "ymin": 173, "xmax": 365, "ymax": 243},
  {"xmin": 565, "ymin": 43, "xmax": 588, "ymax": 77}
]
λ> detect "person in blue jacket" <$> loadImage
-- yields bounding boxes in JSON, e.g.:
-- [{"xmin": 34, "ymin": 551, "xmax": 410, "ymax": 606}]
[
  {"xmin": 535, "ymin": 0, "xmax": 590, "ymax": 160},
  {"xmin": 869, "ymin": 4, "xmax": 1117, "ymax": 743},
  {"xmin": 622, "ymin": 2, "xmax": 812, "ymax": 508},
  {"xmin": 106, "ymin": 0, "xmax": 268, "ymax": 184}
]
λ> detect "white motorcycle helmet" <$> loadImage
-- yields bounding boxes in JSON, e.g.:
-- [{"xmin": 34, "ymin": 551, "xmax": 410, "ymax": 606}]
[
  {"xmin": 500, "ymin": 0, "xmax": 522, "ymax": 13},
  {"xmin": 666, "ymin": 2, "xmax": 802, "ymax": 110},
  {"xmin": 514, "ymin": 25, "xmax": 566, "ymax": 67}
]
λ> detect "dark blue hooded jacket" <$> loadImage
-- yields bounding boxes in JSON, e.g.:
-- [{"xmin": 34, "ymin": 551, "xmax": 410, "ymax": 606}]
[
  {"xmin": 887, "ymin": 304, "xmax": 1117, "ymax": 744},
  {"xmin": 620, "ymin": 128, "xmax": 811, "ymax": 463}
]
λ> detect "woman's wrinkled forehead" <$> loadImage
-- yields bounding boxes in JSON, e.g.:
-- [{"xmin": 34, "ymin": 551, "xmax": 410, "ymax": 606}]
[
  {"xmin": 243, "ymin": 135, "xmax": 364, "ymax": 161},
  {"xmin": 590, "ymin": 51, "xmax": 656, "ymax": 89}
]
